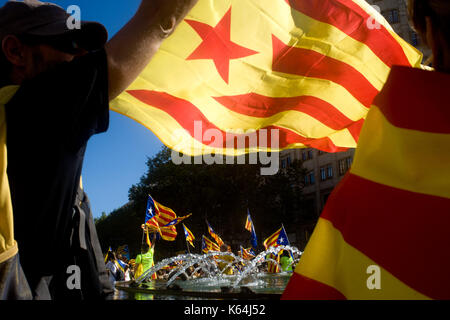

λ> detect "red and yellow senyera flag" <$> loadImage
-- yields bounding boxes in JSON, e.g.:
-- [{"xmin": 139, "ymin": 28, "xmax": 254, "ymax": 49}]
[
  {"xmin": 111, "ymin": 0, "xmax": 422, "ymax": 155},
  {"xmin": 282, "ymin": 66, "xmax": 450, "ymax": 300}
]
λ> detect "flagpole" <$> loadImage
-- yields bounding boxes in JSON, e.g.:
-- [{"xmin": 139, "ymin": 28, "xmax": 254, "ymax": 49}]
[{"xmin": 186, "ymin": 239, "xmax": 191, "ymax": 254}]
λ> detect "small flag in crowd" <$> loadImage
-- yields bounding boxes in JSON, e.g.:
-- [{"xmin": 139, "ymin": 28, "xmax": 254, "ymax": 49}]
[
  {"xmin": 183, "ymin": 223, "xmax": 195, "ymax": 248},
  {"xmin": 206, "ymin": 220, "xmax": 224, "ymax": 247}
]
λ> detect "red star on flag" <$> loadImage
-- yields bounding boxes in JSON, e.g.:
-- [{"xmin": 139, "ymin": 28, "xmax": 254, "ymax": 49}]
[{"xmin": 185, "ymin": 8, "xmax": 258, "ymax": 84}]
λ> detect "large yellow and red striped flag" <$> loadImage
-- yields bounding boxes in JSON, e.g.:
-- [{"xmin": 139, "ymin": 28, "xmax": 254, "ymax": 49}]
[
  {"xmin": 282, "ymin": 66, "xmax": 450, "ymax": 300},
  {"xmin": 111, "ymin": 0, "xmax": 422, "ymax": 155}
]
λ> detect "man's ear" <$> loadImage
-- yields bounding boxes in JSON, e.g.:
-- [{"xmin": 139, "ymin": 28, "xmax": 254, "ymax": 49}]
[{"xmin": 2, "ymin": 35, "xmax": 27, "ymax": 67}]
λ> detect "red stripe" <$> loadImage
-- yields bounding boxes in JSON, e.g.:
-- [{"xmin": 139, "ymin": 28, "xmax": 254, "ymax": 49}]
[
  {"xmin": 214, "ymin": 93, "xmax": 354, "ymax": 131},
  {"xmin": 282, "ymin": 272, "xmax": 346, "ymax": 300},
  {"xmin": 321, "ymin": 173, "xmax": 450, "ymax": 299},
  {"xmin": 373, "ymin": 66, "xmax": 450, "ymax": 134},
  {"xmin": 127, "ymin": 90, "xmax": 349, "ymax": 153},
  {"xmin": 272, "ymin": 35, "xmax": 378, "ymax": 108},
  {"xmin": 346, "ymin": 118, "xmax": 364, "ymax": 142},
  {"xmin": 285, "ymin": 0, "xmax": 411, "ymax": 68}
]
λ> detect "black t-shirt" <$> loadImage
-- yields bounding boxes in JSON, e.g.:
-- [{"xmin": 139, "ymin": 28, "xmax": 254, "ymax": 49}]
[{"xmin": 5, "ymin": 49, "xmax": 109, "ymax": 290}]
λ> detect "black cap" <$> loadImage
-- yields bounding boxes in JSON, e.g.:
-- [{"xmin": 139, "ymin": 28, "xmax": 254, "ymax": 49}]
[{"xmin": 0, "ymin": 0, "xmax": 108, "ymax": 51}]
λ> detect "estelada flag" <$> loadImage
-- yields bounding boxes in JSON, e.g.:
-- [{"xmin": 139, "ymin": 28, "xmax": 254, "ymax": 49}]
[
  {"xmin": 111, "ymin": 0, "xmax": 422, "ymax": 155},
  {"xmin": 263, "ymin": 226, "xmax": 289, "ymax": 249},
  {"xmin": 183, "ymin": 223, "xmax": 195, "ymax": 248},
  {"xmin": 206, "ymin": 220, "xmax": 224, "ymax": 247},
  {"xmin": 245, "ymin": 210, "xmax": 258, "ymax": 249},
  {"xmin": 202, "ymin": 235, "xmax": 220, "ymax": 253},
  {"xmin": 240, "ymin": 246, "xmax": 255, "ymax": 260},
  {"xmin": 146, "ymin": 200, "xmax": 178, "ymax": 241},
  {"xmin": 282, "ymin": 66, "xmax": 450, "ymax": 300}
]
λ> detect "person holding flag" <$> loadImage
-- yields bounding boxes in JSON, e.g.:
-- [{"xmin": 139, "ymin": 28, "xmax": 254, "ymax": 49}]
[
  {"xmin": 0, "ymin": 0, "xmax": 198, "ymax": 299},
  {"xmin": 134, "ymin": 233, "xmax": 156, "ymax": 281}
]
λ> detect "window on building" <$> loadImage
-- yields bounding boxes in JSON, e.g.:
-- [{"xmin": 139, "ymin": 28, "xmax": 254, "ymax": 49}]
[
  {"xmin": 281, "ymin": 159, "xmax": 286, "ymax": 169},
  {"xmin": 320, "ymin": 167, "xmax": 326, "ymax": 181},
  {"xmin": 305, "ymin": 171, "xmax": 315, "ymax": 185},
  {"xmin": 346, "ymin": 157, "xmax": 353, "ymax": 170},
  {"xmin": 302, "ymin": 151, "xmax": 307, "ymax": 161},
  {"xmin": 338, "ymin": 159, "xmax": 346, "ymax": 176},
  {"xmin": 309, "ymin": 171, "xmax": 315, "ymax": 185},
  {"xmin": 287, "ymin": 155, "xmax": 291, "ymax": 167},
  {"xmin": 385, "ymin": 9, "xmax": 400, "ymax": 24},
  {"xmin": 411, "ymin": 32, "xmax": 419, "ymax": 46},
  {"xmin": 327, "ymin": 164, "xmax": 333, "ymax": 178},
  {"xmin": 307, "ymin": 149, "xmax": 313, "ymax": 160}
]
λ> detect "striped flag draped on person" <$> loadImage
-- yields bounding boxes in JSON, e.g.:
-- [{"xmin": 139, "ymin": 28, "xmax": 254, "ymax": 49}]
[
  {"xmin": 111, "ymin": 0, "xmax": 422, "ymax": 156},
  {"xmin": 282, "ymin": 65, "xmax": 450, "ymax": 300}
]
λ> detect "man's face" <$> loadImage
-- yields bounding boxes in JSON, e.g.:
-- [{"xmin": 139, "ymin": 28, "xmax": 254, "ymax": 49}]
[
  {"xmin": 2, "ymin": 34, "xmax": 86, "ymax": 84},
  {"xmin": 25, "ymin": 43, "xmax": 78, "ymax": 80}
]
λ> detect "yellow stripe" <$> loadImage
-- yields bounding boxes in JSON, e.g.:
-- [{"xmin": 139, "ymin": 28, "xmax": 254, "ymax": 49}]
[
  {"xmin": 295, "ymin": 218, "xmax": 429, "ymax": 299},
  {"xmin": 350, "ymin": 105, "xmax": 450, "ymax": 199},
  {"xmin": 0, "ymin": 86, "xmax": 19, "ymax": 260}
]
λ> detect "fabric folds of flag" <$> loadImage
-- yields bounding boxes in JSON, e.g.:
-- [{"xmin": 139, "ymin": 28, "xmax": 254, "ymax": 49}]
[
  {"xmin": 282, "ymin": 66, "xmax": 450, "ymax": 300},
  {"xmin": 163, "ymin": 213, "xmax": 192, "ymax": 227},
  {"xmin": 111, "ymin": 0, "xmax": 422, "ymax": 155},
  {"xmin": 154, "ymin": 201, "xmax": 178, "ymax": 241},
  {"xmin": 202, "ymin": 235, "xmax": 220, "ymax": 253},
  {"xmin": 183, "ymin": 223, "xmax": 195, "ymax": 248},
  {"xmin": 206, "ymin": 220, "xmax": 224, "ymax": 247}
]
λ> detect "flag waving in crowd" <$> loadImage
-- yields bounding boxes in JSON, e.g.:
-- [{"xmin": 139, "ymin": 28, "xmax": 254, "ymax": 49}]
[
  {"xmin": 206, "ymin": 220, "xmax": 224, "ymax": 247},
  {"xmin": 142, "ymin": 195, "xmax": 192, "ymax": 242},
  {"xmin": 245, "ymin": 210, "xmax": 258, "ymax": 250},
  {"xmin": 111, "ymin": 0, "xmax": 422, "ymax": 156},
  {"xmin": 183, "ymin": 224, "xmax": 195, "ymax": 248},
  {"xmin": 263, "ymin": 225, "xmax": 290, "ymax": 250},
  {"xmin": 202, "ymin": 235, "xmax": 220, "ymax": 253}
]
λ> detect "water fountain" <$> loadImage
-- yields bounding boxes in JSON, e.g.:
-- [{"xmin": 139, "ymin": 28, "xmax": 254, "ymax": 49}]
[{"xmin": 115, "ymin": 245, "xmax": 302, "ymax": 300}]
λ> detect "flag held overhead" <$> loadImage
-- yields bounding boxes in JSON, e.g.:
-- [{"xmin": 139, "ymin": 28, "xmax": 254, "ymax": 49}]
[{"xmin": 111, "ymin": 0, "xmax": 422, "ymax": 156}]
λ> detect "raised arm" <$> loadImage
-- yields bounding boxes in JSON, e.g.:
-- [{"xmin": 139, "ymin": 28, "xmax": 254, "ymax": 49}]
[{"xmin": 105, "ymin": 0, "xmax": 198, "ymax": 101}]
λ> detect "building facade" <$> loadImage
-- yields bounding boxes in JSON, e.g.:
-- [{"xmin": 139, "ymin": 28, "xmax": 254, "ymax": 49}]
[
  {"xmin": 281, "ymin": 148, "xmax": 355, "ymax": 218},
  {"xmin": 367, "ymin": 0, "xmax": 431, "ymax": 61}
]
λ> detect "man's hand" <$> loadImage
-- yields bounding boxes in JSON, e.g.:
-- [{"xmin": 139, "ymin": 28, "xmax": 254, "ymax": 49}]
[{"xmin": 106, "ymin": 0, "xmax": 199, "ymax": 101}]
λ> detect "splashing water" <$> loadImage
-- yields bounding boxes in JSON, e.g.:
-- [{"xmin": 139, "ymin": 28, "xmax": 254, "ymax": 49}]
[{"xmin": 133, "ymin": 245, "xmax": 302, "ymax": 292}]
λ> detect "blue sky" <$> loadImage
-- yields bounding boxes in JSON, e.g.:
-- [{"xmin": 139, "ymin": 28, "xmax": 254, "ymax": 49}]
[{"xmin": 1, "ymin": 0, "xmax": 165, "ymax": 217}]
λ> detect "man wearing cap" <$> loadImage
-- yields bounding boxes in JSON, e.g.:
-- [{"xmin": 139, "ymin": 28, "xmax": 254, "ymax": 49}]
[{"xmin": 0, "ymin": 0, "xmax": 198, "ymax": 300}]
